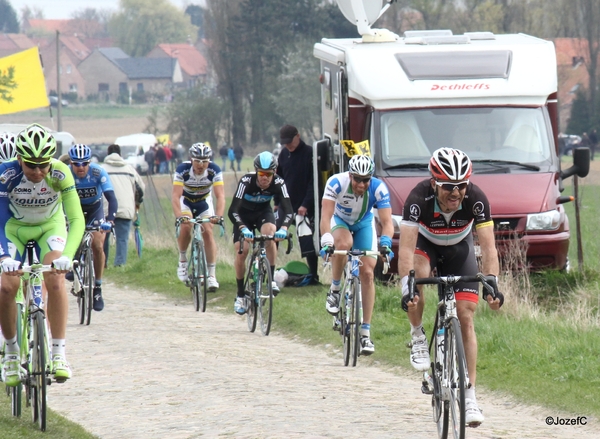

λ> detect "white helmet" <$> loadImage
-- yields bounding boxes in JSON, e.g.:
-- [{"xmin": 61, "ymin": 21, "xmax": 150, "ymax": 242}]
[
  {"xmin": 429, "ymin": 147, "xmax": 472, "ymax": 181},
  {"xmin": 348, "ymin": 155, "xmax": 374, "ymax": 176},
  {"xmin": 0, "ymin": 132, "xmax": 17, "ymax": 163}
]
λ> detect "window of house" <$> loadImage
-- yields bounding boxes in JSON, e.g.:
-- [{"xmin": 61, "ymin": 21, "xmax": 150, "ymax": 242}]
[
  {"xmin": 98, "ymin": 83, "xmax": 109, "ymax": 92},
  {"xmin": 119, "ymin": 82, "xmax": 128, "ymax": 94},
  {"xmin": 69, "ymin": 83, "xmax": 77, "ymax": 92},
  {"xmin": 137, "ymin": 83, "xmax": 144, "ymax": 92},
  {"xmin": 67, "ymin": 64, "xmax": 72, "ymax": 74}
]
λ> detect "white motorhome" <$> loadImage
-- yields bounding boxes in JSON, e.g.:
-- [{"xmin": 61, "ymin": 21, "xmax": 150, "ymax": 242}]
[
  {"xmin": 114, "ymin": 133, "xmax": 157, "ymax": 174},
  {"xmin": 312, "ymin": 1, "xmax": 589, "ymax": 272}
]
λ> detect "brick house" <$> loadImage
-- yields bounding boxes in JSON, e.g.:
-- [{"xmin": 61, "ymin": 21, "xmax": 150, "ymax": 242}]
[{"xmin": 147, "ymin": 43, "xmax": 207, "ymax": 88}]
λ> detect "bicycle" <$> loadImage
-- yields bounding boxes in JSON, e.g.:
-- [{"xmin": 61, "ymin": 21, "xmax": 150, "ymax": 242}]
[
  {"xmin": 324, "ymin": 248, "xmax": 390, "ymax": 367},
  {"xmin": 3, "ymin": 240, "xmax": 53, "ymax": 431},
  {"xmin": 175, "ymin": 216, "xmax": 224, "ymax": 312},
  {"xmin": 407, "ymin": 269, "xmax": 498, "ymax": 439},
  {"xmin": 70, "ymin": 225, "xmax": 101, "ymax": 325},
  {"xmin": 238, "ymin": 233, "xmax": 293, "ymax": 336}
]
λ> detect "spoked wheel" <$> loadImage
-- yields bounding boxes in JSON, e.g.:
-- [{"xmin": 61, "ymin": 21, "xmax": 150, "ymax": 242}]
[
  {"xmin": 445, "ymin": 317, "xmax": 467, "ymax": 439},
  {"xmin": 82, "ymin": 246, "xmax": 94, "ymax": 325},
  {"xmin": 431, "ymin": 326, "xmax": 446, "ymax": 438},
  {"xmin": 30, "ymin": 312, "xmax": 47, "ymax": 431},
  {"xmin": 8, "ymin": 303, "xmax": 23, "ymax": 417},
  {"xmin": 349, "ymin": 279, "xmax": 361, "ymax": 367},
  {"xmin": 243, "ymin": 261, "xmax": 257, "ymax": 333},
  {"xmin": 197, "ymin": 241, "xmax": 208, "ymax": 312},
  {"xmin": 258, "ymin": 257, "xmax": 273, "ymax": 336},
  {"xmin": 340, "ymin": 282, "xmax": 350, "ymax": 366},
  {"xmin": 189, "ymin": 247, "xmax": 201, "ymax": 312},
  {"xmin": 76, "ymin": 259, "xmax": 85, "ymax": 325}
]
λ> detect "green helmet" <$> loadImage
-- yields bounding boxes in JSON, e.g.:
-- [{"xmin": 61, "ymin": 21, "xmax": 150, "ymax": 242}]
[{"xmin": 16, "ymin": 123, "xmax": 56, "ymax": 162}]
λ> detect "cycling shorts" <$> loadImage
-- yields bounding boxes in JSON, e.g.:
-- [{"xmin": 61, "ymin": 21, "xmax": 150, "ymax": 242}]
[
  {"xmin": 330, "ymin": 215, "xmax": 377, "ymax": 257},
  {"xmin": 180, "ymin": 194, "xmax": 214, "ymax": 219},
  {"xmin": 232, "ymin": 207, "xmax": 275, "ymax": 243},
  {"xmin": 82, "ymin": 200, "xmax": 106, "ymax": 227},
  {"xmin": 415, "ymin": 233, "xmax": 480, "ymax": 303},
  {"xmin": 6, "ymin": 211, "xmax": 67, "ymax": 262}
]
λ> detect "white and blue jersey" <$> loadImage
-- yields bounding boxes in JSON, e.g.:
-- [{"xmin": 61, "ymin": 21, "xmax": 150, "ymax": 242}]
[
  {"xmin": 173, "ymin": 161, "xmax": 223, "ymax": 216},
  {"xmin": 70, "ymin": 162, "xmax": 117, "ymax": 223},
  {"xmin": 323, "ymin": 173, "xmax": 391, "ymax": 226}
]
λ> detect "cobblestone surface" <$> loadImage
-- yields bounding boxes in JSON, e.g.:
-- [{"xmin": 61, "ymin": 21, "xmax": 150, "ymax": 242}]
[{"xmin": 49, "ymin": 283, "xmax": 597, "ymax": 439}]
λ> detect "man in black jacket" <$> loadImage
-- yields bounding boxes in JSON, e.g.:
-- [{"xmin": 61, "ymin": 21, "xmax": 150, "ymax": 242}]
[{"xmin": 275, "ymin": 124, "xmax": 319, "ymax": 284}]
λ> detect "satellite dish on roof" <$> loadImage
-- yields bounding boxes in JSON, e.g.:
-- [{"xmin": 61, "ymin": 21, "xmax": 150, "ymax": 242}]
[{"xmin": 335, "ymin": 0, "xmax": 397, "ymax": 40}]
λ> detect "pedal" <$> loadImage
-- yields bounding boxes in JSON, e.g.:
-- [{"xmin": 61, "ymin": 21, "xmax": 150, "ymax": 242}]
[
  {"xmin": 421, "ymin": 381, "xmax": 433, "ymax": 395},
  {"xmin": 332, "ymin": 318, "xmax": 341, "ymax": 331},
  {"xmin": 467, "ymin": 421, "xmax": 482, "ymax": 428}
]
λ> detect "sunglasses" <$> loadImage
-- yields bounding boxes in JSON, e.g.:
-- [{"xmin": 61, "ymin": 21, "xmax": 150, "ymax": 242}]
[
  {"xmin": 23, "ymin": 160, "xmax": 51, "ymax": 170},
  {"xmin": 192, "ymin": 158, "xmax": 210, "ymax": 164},
  {"xmin": 352, "ymin": 175, "xmax": 371, "ymax": 184},
  {"xmin": 257, "ymin": 170, "xmax": 274, "ymax": 177},
  {"xmin": 435, "ymin": 180, "xmax": 469, "ymax": 192},
  {"xmin": 72, "ymin": 161, "xmax": 90, "ymax": 168}
]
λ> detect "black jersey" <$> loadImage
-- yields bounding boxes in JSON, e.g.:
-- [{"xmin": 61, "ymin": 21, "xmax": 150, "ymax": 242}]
[
  {"xmin": 228, "ymin": 172, "xmax": 293, "ymax": 229},
  {"xmin": 402, "ymin": 179, "xmax": 493, "ymax": 246}
]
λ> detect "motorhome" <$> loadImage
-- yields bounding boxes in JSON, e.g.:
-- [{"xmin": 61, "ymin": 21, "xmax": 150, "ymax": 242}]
[
  {"xmin": 0, "ymin": 123, "xmax": 75, "ymax": 158},
  {"xmin": 312, "ymin": 1, "xmax": 589, "ymax": 272},
  {"xmin": 114, "ymin": 133, "xmax": 157, "ymax": 174}
]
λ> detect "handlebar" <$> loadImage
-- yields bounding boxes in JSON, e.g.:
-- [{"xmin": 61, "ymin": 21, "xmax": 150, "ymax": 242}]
[
  {"xmin": 407, "ymin": 270, "xmax": 500, "ymax": 302},
  {"xmin": 175, "ymin": 216, "xmax": 224, "ymax": 227},
  {"xmin": 237, "ymin": 233, "xmax": 294, "ymax": 255},
  {"xmin": 322, "ymin": 247, "xmax": 390, "ymax": 274},
  {"xmin": 20, "ymin": 264, "xmax": 54, "ymax": 274}
]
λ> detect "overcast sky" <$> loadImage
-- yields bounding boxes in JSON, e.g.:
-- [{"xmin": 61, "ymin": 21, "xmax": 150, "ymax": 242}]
[{"xmin": 8, "ymin": 0, "xmax": 205, "ymax": 20}]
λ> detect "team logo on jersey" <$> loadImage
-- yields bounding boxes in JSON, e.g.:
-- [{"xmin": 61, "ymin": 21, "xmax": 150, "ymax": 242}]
[
  {"xmin": 101, "ymin": 176, "xmax": 107, "ymax": 183},
  {"xmin": 0, "ymin": 168, "xmax": 16, "ymax": 184},
  {"xmin": 52, "ymin": 170, "xmax": 66, "ymax": 181},
  {"xmin": 241, "ymin": 176, "xmax": 252, "ymax": 184},
  {"xmin": 47, "ymin": 235, "xmax": 66, "ymax": 252},
  {"xmin": 92, "ymin": 167, "xmax": 102, "ymax": 177},
  {"xmin": 409, "ymin": 204, "xmax": 421, "ymax": 221},
  {"xmin": 472, "ymin": 201, "xmax": 485, "ymax": 218}
]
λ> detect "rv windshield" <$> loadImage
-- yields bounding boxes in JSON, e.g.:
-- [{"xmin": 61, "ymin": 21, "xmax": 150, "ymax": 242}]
[{"xmin": 378, "ymin": 107, "xmax": 554, "ymax": 172}]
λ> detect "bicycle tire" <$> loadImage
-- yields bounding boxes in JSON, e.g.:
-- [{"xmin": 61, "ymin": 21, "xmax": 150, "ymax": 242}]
[
  {"xmin": 82, "ymin": 245, "xmax": 94, "ymax": 325},
  {"xmin": 245, "ymin": 258, "xmax": 258, "ymax": 333},
  {"xmin": 197, "ymin": 240, "xmax": 208, "ymax": 313},
  {"xmin": 349, "ymin": 278, "xmax": 361, "ymax": 367},
  {"xmin": 8, "ymin": 302, "xmax": 24, "ymax": 417},
  {"xmin": 76, "ymin": 260, "xmax": 85, "ymax": 325},
  {"xmin": 30, "ymin": 312, "xmax": 47, "ymax": 431},
  {"xmin": 340, "ymin": 277, "xmax": 350, "ymax": 366},
  {"xmin": 444, "ymin": 316, "xmax": 467, "ymax": 439},
  {"xmin": 188, "ymin": 246, "xmax": 200, "ymax": 312},
  {"xmin": 430, "ymin": 321, "xmax": 445, "ymax": 437},
  {"xmin": 258, "ymin": 256, "xmax": 273, "ymax": 336}
]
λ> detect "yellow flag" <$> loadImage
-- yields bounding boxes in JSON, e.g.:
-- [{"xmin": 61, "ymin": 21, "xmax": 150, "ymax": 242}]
[
  {"xmin": 157, "ymin": 134, "xmax": 170, "ymax": 145},
  {"xmin": 341, "ymin": 139, "xmax": 371, "ymax": 157},
  {"xmin": 0, "ymin": 47, "xmax": 49, "ymax": 115}
]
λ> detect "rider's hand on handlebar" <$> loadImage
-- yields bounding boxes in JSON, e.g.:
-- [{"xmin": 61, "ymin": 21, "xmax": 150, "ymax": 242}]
[
  {"xmin": 379, "ymin": 235, "xmax": 394, "ymax": 260},
  {"xmin": 274, "ymin": 228, "xmax": 287, "ymax": 240},
  {"xmin": 210, "ymin": 216, "xmax": 223, "ymax": 225},
  {"xmin": 52, "ymin": 256, "xmax": 72, "ymax": 272},
  {"xmin": 100, "ymin": 221, "xmax": 112, "ymax": 232},
  {"xmin": 241, "ymin": 227, "xmax": 254, "ymax": 240},
  {"xmin": 482, "ymin": 274, "xmax": 504, "ymax": 310},
  {"xmin": 1, "ymin": 257, "xmax": 20, "ymax": 275},
  {"xmin": 401, "ymin": 275, "xmax": 419, "ymax": 312}
]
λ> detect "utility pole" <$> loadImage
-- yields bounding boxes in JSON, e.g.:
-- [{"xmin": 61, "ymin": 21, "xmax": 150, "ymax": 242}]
[{"xmin": 56, "ymin": 30, "xmax": 62, "ymax": 132}]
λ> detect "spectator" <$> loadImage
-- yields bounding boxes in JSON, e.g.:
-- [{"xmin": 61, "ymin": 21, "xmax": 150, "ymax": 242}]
[
  {"xmin": 155, "ymin": 144, "xmax": 167, "ymax": 174},
  {"xmin": 228, "ymin": 146, "xmax": 235, "ymax": 171},
  {"xmin": 169, "ymin": 143, "xmax": 179, "ymax": 172},
  {"xmin": 275, "ymin": 124, "xmax": 319, "ymax": 284},
  {"xmin": 219, "ymin": 143, "xmax": 228, "ymax": 169},
  {"xmin": 102, "ymin": 144, "xmax": 146, "ymax": 267},
  {"xmin": 234, "ymin": 143, "xmax": 244, "ymax": 171},
  {"xmin": 162, "ymin": 144, "xmax": 172, "ymax": 174},
  {"xmin": 589, "ymin": 129, "xmax": 597, "ymax": 161},
  {"xmin": 144, "ymin": 146, "xmax": 155, "ymax": 175}
]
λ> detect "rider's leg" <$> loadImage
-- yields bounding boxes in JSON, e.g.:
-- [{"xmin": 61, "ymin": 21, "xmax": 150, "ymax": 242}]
[
  {"xmin": 261, "ymin": 222, "xmax": 277, "ymax": 271},
  {"xmin": 43, "ymin": 250, "xmax": 68, "ymax": 341},
  {"xmin": 91, "ymin": 231, "xmax": 106, "ymax": 282},
  {"xmin": 234, "ymin": 239, "xmax": 249, "ymax": 296},
  {"xmin": 359, "ymin": 257, "xmax": 377, "ymax": 325},
  {"xmin": 0, "ymin": 273, "xmax": 20, "ymax": 342},
  {"xmin": 457, "ymin": 300, "xmax": 478, "ymax": 385},
  {"xmin": 201, "ymin": 223, "xmax": 216, "ymax": 272}
]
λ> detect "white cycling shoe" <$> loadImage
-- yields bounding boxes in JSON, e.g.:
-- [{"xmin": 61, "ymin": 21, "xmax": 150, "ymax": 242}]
[
  {"xmin": 177, "ymin": 261, "xmax": 188, "ymax": 282},
  {"xmin": 207, "ymin": 276, "xmax": 219, "ymax": 292},
  {"xmin": 465, "ymin": 398, "xmax": 484, "ymax": 426}
]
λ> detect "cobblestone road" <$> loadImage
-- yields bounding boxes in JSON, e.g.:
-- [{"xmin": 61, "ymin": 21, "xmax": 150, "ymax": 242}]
[{"xmin": 49, "ymin": 283, "xmax": 597, "ymax": 439}]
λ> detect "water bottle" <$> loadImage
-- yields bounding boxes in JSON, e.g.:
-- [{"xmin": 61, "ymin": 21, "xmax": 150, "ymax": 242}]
[
  {"xmin": 33, "ymin": 284, "xmax": 44, "ymax": 308},
  {"xmin": 436, "ymin": 326, "xmax": 445, "ymax": 363}
]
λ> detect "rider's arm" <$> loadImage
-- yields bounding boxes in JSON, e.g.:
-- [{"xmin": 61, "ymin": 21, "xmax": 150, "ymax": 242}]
[
  {"xmin": 0, "ymin": 195, "xmax": 11, "ymax": 258},
  {"xmin": 228, "ymin": 177, "xmax": 249, "ymax": 230},
  {"xmin": 103, "ymin": 189, "xmax": 118, "ymax": 222},
  {"xmin": 378, "ymin": 207, "xmax": 394, "ymax": 239},
  {"xmin": 171, "ymin": 183, "xmax": 184, "ymax": 218},
  {"xmin": 212, "ymin": 182, "xmax": 225, "ymax": 218},
  {"xmin": 476, "ymin": 222, "xmax": 499, "ymax": 276},
  {"xmin": 276, "ymin": 180, "xmax": 293, "ymax": 229},
  {"xmin": 398, "ymin": 222, "xmax": 419, "ymax": 277},
  {"xmin": 61, "ymin": 185, "xmax": 85, "ymax": 260},
  {"xmin": 319, "ymin": 199, "xmax": 335, "ymax": 236}
]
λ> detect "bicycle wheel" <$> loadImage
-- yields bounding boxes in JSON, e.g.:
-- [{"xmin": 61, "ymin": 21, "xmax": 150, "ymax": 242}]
[
  {"xmin": 82, "ymin": 245, "xmax": 94, "ymax": 325},
  {"xmin": 189, "ymin": 246, "xmax": 201, "ymax": 312},
  {"xmin": 8, "ymin": 302, "xmax": 24, "ymax": 417},
  {"xmin": 258, "ymin": 256, "xmax": 273, "ymax": 336},
  {"xmin": 430, "ymin": 323, "xmax": 446, "ymax": 438},
  {"xmin": 196, "ymin": 240, "xmax": 208, "ymax": 312},
  {"xmin": 30, "ymin": 312, "xmax": 48, "ymax": 431},
  {"xmin": 76, "ymin": 261, "xmax": 85, "ymax": 325},
  {"xmin": 349, "ymin": 278, "xmax": 361, "ymax": 367},
  {"xmin": 244, "ymin": 260, "xmax": 257, "ymax": 333},
  {"xmin": 340, "ymin": 277, "xmax": 351, "ymax": 366},
  {"xmin": 445, "ymin": 316, "xmax": 467, "ymax": 439}
]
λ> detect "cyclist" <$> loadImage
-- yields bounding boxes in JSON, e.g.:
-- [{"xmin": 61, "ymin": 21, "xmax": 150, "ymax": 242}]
[
  {"xmin": 67, "ymin": 144, "xmax": 117, "ymax": 311},
  {"xmin": 319, "ymin": 154, "xmax": 394, "ymax": 356},
  {"xmin": 398, "ymin": 147, "xmax": 504, "ymax": 426},
  {"xmin": 0, "ymin": 123, "xmax": 85, "ymax": 385},
  {"xmin": 172, "ymin": 143, "xmax": 225, "ymax": 291},
  {"xmin": 0, "ymin": 132, "xmax": 18, "ymax": 163},
  {"xmin": 228, "ymin": 151, "xmax": 293, "ymax": 315}
]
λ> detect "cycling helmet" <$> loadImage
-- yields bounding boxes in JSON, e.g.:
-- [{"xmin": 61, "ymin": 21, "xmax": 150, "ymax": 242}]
[
  {"xmin": 189, "ymin": 142, "xmax": 212, "ymax": 159},
  {"xmin": 429, "ymin": 147, "xmax": 472, "ymax": 181},
  {"xmin": 348, "ymin": 154, "xmax": 375, "ymax": 176},
  {"xmin": 253, "ymin": 151, "xmax": 277, "ymax": 171},
  {"xmin": 16, "ymin": 123, "xmax": 56, "ymax": 161},
  {"xmin": 68, "ymin": 144, "xmax": 92, "ymax": 162},
  {"xmin": 0, "ymin": 132, "xmax": 17, "ymax": 163}
]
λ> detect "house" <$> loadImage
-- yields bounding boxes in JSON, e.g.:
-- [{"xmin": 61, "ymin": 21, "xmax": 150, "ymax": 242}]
[
  {"xmin": 0, "ymin": 34, "xmax": 35, "ymax": 58},
  {"xmin": 38, "ymin": 35, "xmax": 90, "ymax": 98},
  {"xmin": 78, "ymin": 47, "xmax": 182, "ymax": 101},
  {"xmin": 147, "ymin": 43, "xmax": 207, "ymax": 88}
]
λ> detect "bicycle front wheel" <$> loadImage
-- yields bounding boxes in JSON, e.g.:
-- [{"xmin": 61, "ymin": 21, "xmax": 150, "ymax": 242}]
[
  {"xmin": 349, "ymin": 278, "xmax": 361, "ymax": 367},
  {"xmin": 445, "ymin": 316, "xmax": 467, "ymax": 439},
  {"xmin": 258, "ymin": 256, "xmax": 273, "ymax": 336},
  {"xmin": 340, "ymin": 279, "xmax": 350, "ymax": 366},
  {"xmin": 197, "ymin": 240, "xmax": 208, "ymax": 312},
  {"xmin": 82, "ymin": 246, "xmax": 94, "ymax": 325},
  {"xmin": 30, "ymin": 312, "xmax": 48, "ymax": 431},
  {"xmin": 8, "ymin": 302, "xmax": 24, "ymax": 417}
]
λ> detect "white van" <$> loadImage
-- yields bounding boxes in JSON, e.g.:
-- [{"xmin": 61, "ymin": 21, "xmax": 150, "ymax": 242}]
[
  {"xmin": 0, "ymin": 123, "xmax": 75, "ymax": 157},
  {"xmin": 114, "ymin": 133, "xmax": 157, "ymax": 174}
]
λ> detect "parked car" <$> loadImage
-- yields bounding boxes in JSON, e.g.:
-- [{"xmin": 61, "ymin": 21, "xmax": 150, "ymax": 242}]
[
  {"xmin": 88, "ymin": 143, "xmax": 109, "ymax": 163},
  {"xmin": 49, "ymin": 96, "xmax": 69, "ymax": 107},
  {"xmin": 558, "ymin": 133, "xmax": 582, "ymax": 156}
]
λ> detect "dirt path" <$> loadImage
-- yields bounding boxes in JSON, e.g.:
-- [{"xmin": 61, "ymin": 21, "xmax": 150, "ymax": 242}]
[{"xmin": 48, "ymin": 283, "xmax": 596, "ymax": 439}]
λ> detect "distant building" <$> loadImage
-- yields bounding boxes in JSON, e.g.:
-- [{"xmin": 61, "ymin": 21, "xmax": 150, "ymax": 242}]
[
  {"xmin": 0, "ymin": 33, "xmax": 35, "ymax": 58},
  {"xmin": 147, "ymin": 43, "xmax": 207, "ymax": 88}
]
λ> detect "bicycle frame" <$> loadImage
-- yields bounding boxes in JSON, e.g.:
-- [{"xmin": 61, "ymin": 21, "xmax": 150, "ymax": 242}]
[{"xmin": 72, "ymin": 226, "xmax": 98, "ymax": 325}]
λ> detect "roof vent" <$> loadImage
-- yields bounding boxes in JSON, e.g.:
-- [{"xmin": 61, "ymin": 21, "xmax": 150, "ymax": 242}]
[{"xmin": 464, "ymin": 32, "xmax": 496, "ymax": 40}]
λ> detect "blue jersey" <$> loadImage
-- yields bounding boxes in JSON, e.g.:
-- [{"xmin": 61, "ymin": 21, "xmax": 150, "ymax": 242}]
[
  {"xmin": 70, "ymin": 163, "xmax": 114, "ymax": 206},
  {"xmin": 322, "ymin": 172, "xmax": 391, "ymax": 226}
]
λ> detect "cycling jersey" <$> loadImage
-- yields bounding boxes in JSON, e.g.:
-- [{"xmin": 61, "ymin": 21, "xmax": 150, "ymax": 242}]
[
  {"xmin": 228, "ymin": 172, "xmax": 293, "ymax": 231},
  {"xmin": 0, "ymin": 159, "xmax": 85, "ymax": 260},
  {"xmin": 401, "ymin": 179, "xmax": 493, "ymax": 246},
  {"xmin": 323, "ymin": 172, "xmax": 391, "ymax": 226},
  {"xmin": 173, "ymin": 161, "xmax": 223, "ymax": 204},
  {"xmin": 70, "ymin": 162, "xmax": 117, "ymax": 222}
]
